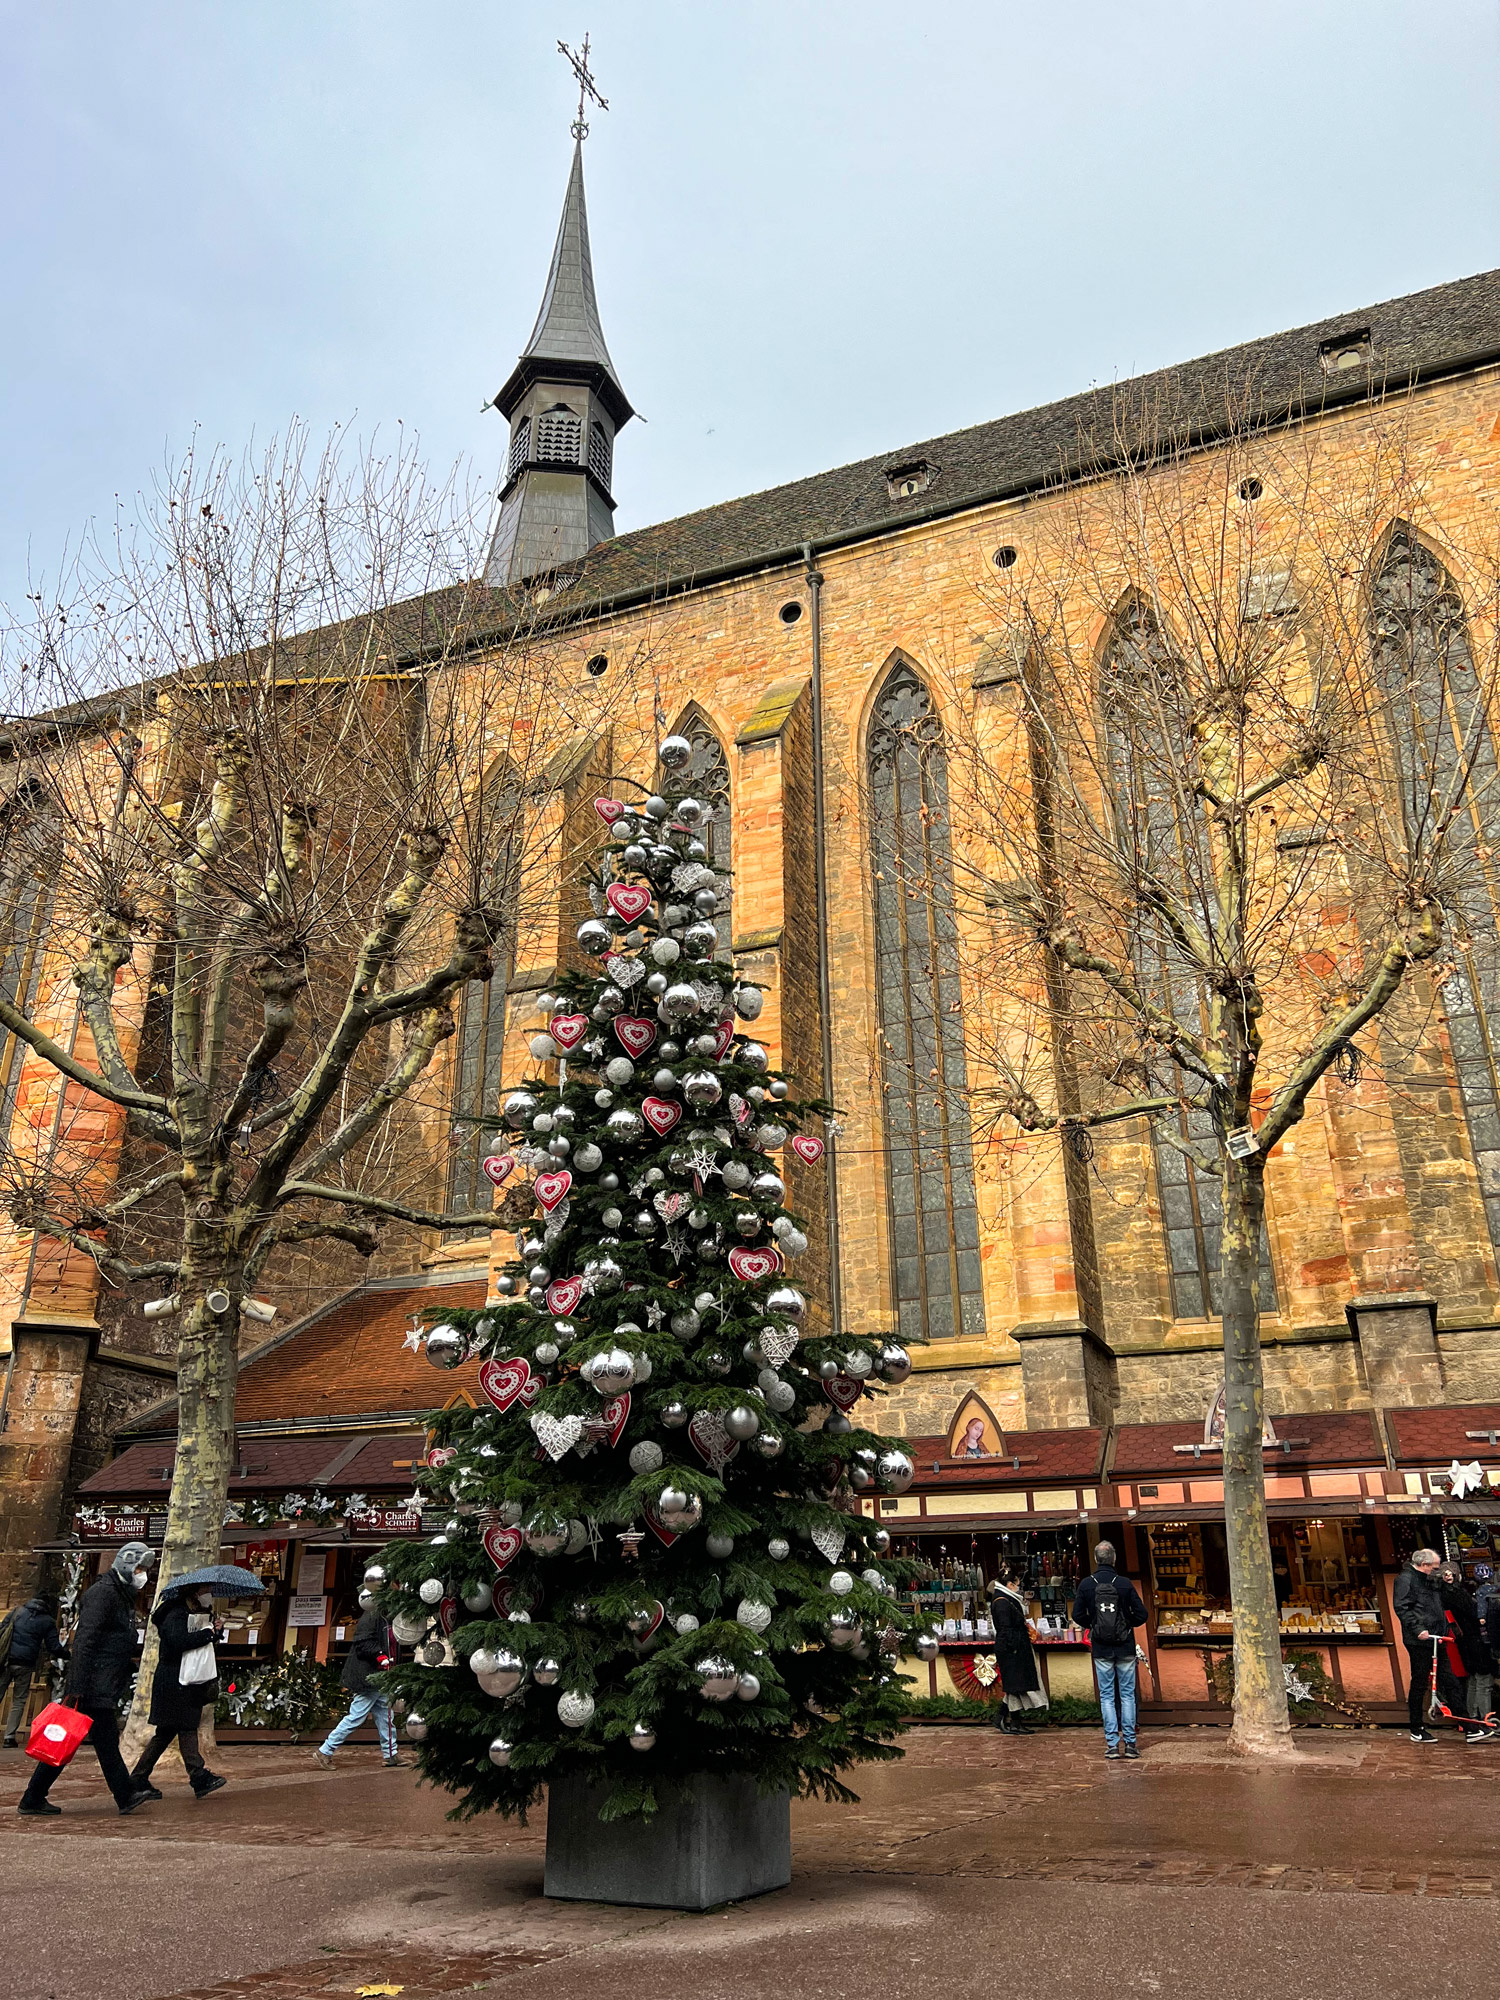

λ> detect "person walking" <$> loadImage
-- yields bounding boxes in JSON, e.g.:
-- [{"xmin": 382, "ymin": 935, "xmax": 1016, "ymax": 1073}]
[
  {"xmin": 314, "ymin": 1601, "xmax": 400, "ymax": 1768},
  {"xmin": 988, "ymin": 1570, "xmax": 1049, "ymax": 1734},
  {"xmin": 128, "ymin": 1582, "xmax": 229, "ymax": 1800},
  {"xmin": 1437, "ymin": 1563, "xmax": 1496, "ymax": 1729},
  {"xmin": 1073, "ymin": 1540, "xmax": 1148, "ymax": 1761},
  {"xmin": 17, "ymin": 1544, "xmax": 154, "ymax": 1817},
  {"xmin": 1394, "ymin": 1547, "xmax": 1479, "ymax": 1742},
  {"xmin": 0, "ymin": 1596, "xmax": 68, "ymax": 1748}
]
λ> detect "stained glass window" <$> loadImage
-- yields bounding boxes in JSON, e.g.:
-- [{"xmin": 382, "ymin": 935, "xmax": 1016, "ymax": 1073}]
[
  {"xmin": 1370, "ymin": 529, "xmax": 1500, "ymax": 1252},
  {"xmin": 1101, "ymin": 601, "xmax": 1277, "ymax": 1319},
  {"xmin": 867, "ymin": 659, "xmax": 985, "ymax": 1342}
]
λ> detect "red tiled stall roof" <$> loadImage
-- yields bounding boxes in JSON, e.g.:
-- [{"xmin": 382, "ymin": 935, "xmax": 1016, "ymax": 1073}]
[
  {"xmin": 78, "ymin": 1431, "xmax": 426, "ymax": 1498},
  {"xmin": 907, "ymin": 1428, "xmax": 1107, "ymax": 1489},
  {"xmin": 1110, "ymin": 1410, "xmax": 1384, "ymax": 1478},
  {"xmin": 233, "ymin": 1280, "xmax": 489, "ymax": 1422},
  {"xmin": 1386, "ymin": 1404, "xmax": 1500, "ymax": 1464}
]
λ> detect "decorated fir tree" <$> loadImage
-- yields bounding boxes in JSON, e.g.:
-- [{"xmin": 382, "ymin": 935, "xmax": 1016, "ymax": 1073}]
[{"xmin": 376, "ymin": 732, "xmax": 923, "ymax": 1823}]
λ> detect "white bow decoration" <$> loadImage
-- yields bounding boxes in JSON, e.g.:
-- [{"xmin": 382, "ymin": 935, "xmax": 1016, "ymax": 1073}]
[{"xmin": 1448, "ymin": 1459, "xmax": 1486, "ymax": 1499}]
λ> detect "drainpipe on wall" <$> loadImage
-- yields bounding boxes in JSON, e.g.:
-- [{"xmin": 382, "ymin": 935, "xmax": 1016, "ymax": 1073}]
[{"xmin": 802, "ymin": 541, "xmax": 844, "ymax": 1338}]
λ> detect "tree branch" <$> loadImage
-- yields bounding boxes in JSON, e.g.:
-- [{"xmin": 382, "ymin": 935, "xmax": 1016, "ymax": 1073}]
[
  {"xmin": 294, "ymin": 1004, "xmax": 455, "ymax": 1185},
  {"xmin": 275, "ymin": 1180, "xmax": 498, "ymax": 1233},
  {"xmin": 0, "ymin": 988, "xmax": 174, "ymax": 1121}
]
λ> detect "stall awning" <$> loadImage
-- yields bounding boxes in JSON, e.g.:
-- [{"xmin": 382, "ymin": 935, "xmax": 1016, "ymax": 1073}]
[
  {"xmin": 76, "ymin": 1431, "xmax": 425, "ymax": 1497},
  {"xmin": 1110, "ymin": 1409, "xmax": 1384, "ymax": 1478}
]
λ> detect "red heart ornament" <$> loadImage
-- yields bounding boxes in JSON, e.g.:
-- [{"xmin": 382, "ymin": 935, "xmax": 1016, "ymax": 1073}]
[
  {"xmin": 689, "ymin": 1408, "xmax": 740, "ymax": 1472},
  {"xmin": 425, "ymin": 1445, "xmax": 458, "ymax": 1469},
  {"xmin": 477, "ymin": 1355, "xmax": 535, "ymax": 1414},
  {"xmin": 714, "ymin": 1018, "xmax": 735, "ymax": 1060},
  {"xmin": 728, "ymin": 1245, "xmax": 783, "ymax": 1282},
  {"xmin": 492, "ymin": 1580, "xmax": 518, "ymax": 1619},
  {"xmin": 634, "ymin": 1598, "xmax": 665, "ymax": 1641},
  {"xmin": 642, "ymin": 1505, "xmax": 681, "ymax": 1549},
  {"xmin": 595, "ymin": 798, "xmax": 626, "ymax": 826},
  {"xmin": 589, "ymin": 1390, "xmax": 631, "ymax": 1448},
  {"xmin": 545, "ymin": 1275, "xmax": 585, "ymax": 1316},
  {"xmin": 550, "ymin": 1014, "xmax": 589, "ymax": 1053},
  {"xmin": 613, "ymin": 1015, "xmax": 657, "ymax": 1058},
  {"xmin": 534, "ymin": 1170, "xmax": 572, "ymax": 1213},
  {"xmin": 642, "ymin": 1096, "xmax": 682, "ymax": 1137},
  {"xmin": 823, "ymin": 1375, "xmax": 863, "ymax": 1413},
  {"xmin": 438, "ymin": 1596, "xmax": 460, "ymax": 1636},
  {"xmin": 790, "ymin": 1134, "xmax": 825, "ymax": 1165},
  {"xmin": 482, "ymin": 1524, "xmax": 524, "ymax": 1573},
  {"xmin": 482, "ymin": 1152, "xmax": 515, "ymax": 1187},
  {"xmin": 606, "ymin": 883, "xmax": 652, "ymax": 924}
]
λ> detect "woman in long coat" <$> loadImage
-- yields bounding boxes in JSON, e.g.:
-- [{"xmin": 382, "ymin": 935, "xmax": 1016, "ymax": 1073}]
[
  {"xmin": 988, "ymin": 1570, "xmax": 1049, "ymax": 1734},
  {"xmin": 128, "ymin": 1584, "xmax": 228, "ymax": 1799}
]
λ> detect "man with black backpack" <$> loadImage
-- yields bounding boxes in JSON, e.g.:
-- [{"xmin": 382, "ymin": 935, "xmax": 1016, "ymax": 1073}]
[
  {"xmin": 1073, "ymin": 1540, "xmax": 1148, "ymax": 1761},
  {"xmin": 0, "ymin": 1596, "xmax": 68, "ymax": 1747}
]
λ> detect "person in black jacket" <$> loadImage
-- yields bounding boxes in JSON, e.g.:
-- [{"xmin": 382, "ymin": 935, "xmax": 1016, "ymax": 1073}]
[
  {"xmin": 0, "ymin": 1597, "xmax": 68, "ymax": 1747},
  {"xmin": 127, "ymin": 1585, "xmax": 228, "ymax": 1800},
  {"xmin": 1438, "ymin": 1563, "xmax": 1497, "ymax": 1733},
  {"xmin": 18, "ymin": 1544, "xmax": 155, "ymax": 1817},
  {"xmin": 987, "ymin": 1570, "xmax": 1048, "ymax": 1734},
  {"xmin": 314, "ymin": 1604, "xmax": 401, "ymax": 1768},
  {"xmin": 1394, "ymin": 1549, "xmax": 1467, "ymax": 1742},
  {"xmin": 1072, "ymin": 1541, "xmax": 1148, "ymax": 1761}
]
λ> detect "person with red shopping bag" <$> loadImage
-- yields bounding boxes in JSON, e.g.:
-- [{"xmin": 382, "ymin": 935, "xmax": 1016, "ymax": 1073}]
[{"xmin": 18, "ymin": 1543, "xmax": 156, "ymax": 1818}]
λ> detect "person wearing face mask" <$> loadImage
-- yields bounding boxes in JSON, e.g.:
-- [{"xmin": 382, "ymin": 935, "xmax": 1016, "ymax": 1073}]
[
  {"xmin": 17, "ymin": 1543, "xmax": 155, "ymax": 1817},
  {"xmin": 128, "ymin": 1583, "xmax": 228, "ymax": 1800}
]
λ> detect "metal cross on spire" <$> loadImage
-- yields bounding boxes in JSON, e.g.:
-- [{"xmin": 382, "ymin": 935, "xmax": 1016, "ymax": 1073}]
[{"xmin": 558, "ymin": 34, "xmax": 608, "ymax": 141}]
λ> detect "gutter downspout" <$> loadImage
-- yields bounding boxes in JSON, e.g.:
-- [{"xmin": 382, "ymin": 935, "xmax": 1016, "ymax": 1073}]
[{"xmin": 803, "ymin": 542, "xmax": 844, "ymax": 1338}]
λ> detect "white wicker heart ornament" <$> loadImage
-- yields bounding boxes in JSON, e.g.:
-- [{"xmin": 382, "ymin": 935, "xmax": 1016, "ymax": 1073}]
[
  {"xmin": 531, "ymin": 1411, "xmax": 588, "ymax": 1462},
  {"xmin": 758, "ymin": 1325, "xmax": 799, "ymax": 1366},
  {"xmin": 811, "ymin": 1524, "xmax": 846, "ymax": 1564}
]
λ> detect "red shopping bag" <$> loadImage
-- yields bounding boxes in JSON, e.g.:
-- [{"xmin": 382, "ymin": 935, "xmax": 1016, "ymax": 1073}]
[{"xmin": 26, "ymin": 1701, "xmax": 92, "ymax": 1768}]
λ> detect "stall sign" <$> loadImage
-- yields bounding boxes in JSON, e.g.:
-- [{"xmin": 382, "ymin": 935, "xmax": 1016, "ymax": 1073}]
[
  {"xmin": 346, "ymin": 1500, "xmax": 421, "ymax": 1534},
  {"xmin": 73, "ymin": 1510, "xmax": 151, "ymax": 1543},
  {"xmin": 287, "ymin": 1594, "xmax": 329, "ymax": 1629}
]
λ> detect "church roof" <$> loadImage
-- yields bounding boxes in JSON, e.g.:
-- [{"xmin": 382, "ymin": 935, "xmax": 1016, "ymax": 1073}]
[
  {"xmin": 454, "ymin": 263, "xmax": 1500, "ymax": 630},
  {"xmin": 496, "ymin": 140, "xmax": 629, "ymax": 419}
]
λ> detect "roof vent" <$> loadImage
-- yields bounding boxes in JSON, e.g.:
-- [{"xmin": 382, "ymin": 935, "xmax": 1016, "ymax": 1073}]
[
  {"xmin": 1319, "ymin": 329, "xmax": 1372, "ymax": 375},
  {"xmin": 884, "ymin": 459, "xmax": 937, "ymax": 502}
]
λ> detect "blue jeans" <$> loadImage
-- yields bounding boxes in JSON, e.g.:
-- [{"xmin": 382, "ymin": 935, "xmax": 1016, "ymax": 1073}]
[
  {"xmin": 1094, "ymin": 1654, "xmax": 1137, "ymax": 1748},
  {"xmin": 319, "ymin": 1688, "xmax": 396, "ymax": 1758}
]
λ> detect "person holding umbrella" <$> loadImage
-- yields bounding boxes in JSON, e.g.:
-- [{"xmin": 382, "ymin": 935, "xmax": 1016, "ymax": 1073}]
[{"xmin": 130, "ymin": 1565, "xmax": 264, "ymax": 1801}]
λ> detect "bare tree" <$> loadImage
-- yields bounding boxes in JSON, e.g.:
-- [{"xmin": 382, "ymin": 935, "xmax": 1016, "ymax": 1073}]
[
  {"xmin": 914, "ymin": 386, "xmax": 1500, "ymax": 1754},
  {"xmin": 0, "ymin": 426, "xmax": 655, "ymax": 1739}
]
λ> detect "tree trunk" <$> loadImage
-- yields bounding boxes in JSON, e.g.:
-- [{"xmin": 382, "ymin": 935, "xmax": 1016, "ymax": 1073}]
[
  {"xmin": 122, "ymin": 1265, "xmax": 240, "ymax": 1761},
  {"xmin": 1219, "ymin": 1154, "xmax": 1294, "ymax": 1757}
]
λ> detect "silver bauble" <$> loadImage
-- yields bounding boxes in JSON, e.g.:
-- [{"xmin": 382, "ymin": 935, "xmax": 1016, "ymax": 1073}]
[
  {"xmin": 524, "ymin": 1520, "xmax": 567, "ymax": 1557},
  {"xmin": 392, "ymin": 1612, "xmax": 428, "ymax": 1645},
  {"xmin": 825, "ymin": 1411, "xmax": 852, "ymax": 1435},
  {"xmin": 675, "ymin": 796, "xmax": 705, "ymax": 825},
  {"xmin": 739, "ymin": 1040, "xmax": 769, "ymax": 1072},
  {"xmin": 362, "ymin": 1565, "xmax": 386, "ymax": 1586},
  {"xmin": 487, "ymin": 1650, "xmax": 527, "ymax": 1697},
  {"xmin": 721, "ymin": 1161, "xmax": 751, "ymax": 1191},
  {"xmin": 705, "ymin": 1532, "xmax": 735, "ymax": 1559},
  {"xmin": 651, "ymin": 937, "xmax": 681, "ymax": 965},
  {"xmin": 659, "ymin": 1491, "xmax": 704, "ymax": 1531},
  {"xmin": 724, "ymin": 1404, "xmax": 761, "ymax": 1441},
  {"xmin": 462, "ymin": 1581, "xmax": 493, "ymax": 1614},
  {"xmin": 765, "ymin": 1286, "xmax": 807, "ymax": 1324},
  {"xmin": 576, "ymin": 919, "xmax": 612, "ymax": 955},
  {"xmin": 632, "ymin": 1209, "xmax": 657, "ymax": 1237},
  {"xmin": 404, "ymin": 1711, "xmax": 428, "ymax": 1741},
  {"xmin": 735, "ymin": 1599, "xmax": 773, "ymax": 1633},
  {"xmin": 584, "ymin": 1253, "xmax": 623, "ymax": 1291},
  {"xmin": 844, "ymin": 1349, "xmax": 873, "ymax": 1379},
  {"xmin": 601, "ymin": 1206, "xmax": 623, "ymax": 1229},
  {"xmin": 683, "ymin": 922, "xmax": 719, "ymax": 956},
  {"xmin": 529, "ymin": 1033, "xmax": 558, "ymax": 1061},
  {"xmin": 829, "ymin": 1570, "xmax": 855, "ymax": 1596},
  {"xmin": 487, "ymin": 1736, "xmax": 514, "ymax": 1767},
  {"xmin": 503, "ymin": 1090, "xmax": 538, "ymax": 1128},
  {"xmin": 879, "ymin": 1343, "xmax": 912, "ymax": 1384},
  {"xmin": 768, "ymin": 1537, "xmax": 790, "ymax": 1561},
  {"xmin": 661, "ymin": 981, "xmax": 699, "ymax": 1020},
  {"xmin": 606, "ymin": 1108, "xmax": 644, "ymax": 1142},
  {"xmin": 533, "ymin": 1657, "xmax": 561, "ymax": 1686},
  {"xmin": 818, "ymin": 1359, "xmax": 839, "ymax": 1381},
  {"xmin": 766, "ymin": 1380, "xmax": 796, "ymax": 1413},
  {"xmin": 574, "ymin": 1142, "xmax": 603, "ymax": 1173},
  {"xmin": 499, "ymin": 1500, "xmax": 525, "ymax": 1526},
  {"xmin": 557, "ymin": 1689, "xmax": 596, "ymax": 1729},
  {"xmin": 534, "ymin": 1341, "xmax": 560, "ymax": 1366},
  {"xmin": 467, "ymin": 1646, "xmax": 497, "ymax": 1678},
  {"xmin": 861, "ymin": 1569, "xmax": 884, "ymax": 1589},
  {"xmin": 652, "ymin": 1067, "xmax": 679, "ymax": 1094},
  {"xmin": 646, "ymin": 972, "xmax": 669, "ymax": 997},
  {"xmin": 873, "ymin": 1529, "xmax": 892, "ymax": 1554},
  {"xmin": 425, "ymin": 1324, "xmax": 467, "ymax": 1370},
  {"xmin": 827, "ymin": 1612, "xmax": 859, "ymax": 1649},
  {"xmin": 604, "ymin": 1055, "xmax": 636, "ymax": 1087},
  {"xmin": 629, "ymin": 1440, "xmax": 664, "ymax": 1475},
  {"xmin": 781, "ymin": 1229, "xmax": 809, "ymax": 1257},
  {"xmin": 595, "ymin": 1088, "xmax": 615, "ymax": 1109},
  {"xmin": 658, "ymin": 734, "xmax": 693, "ymax": 770},
  {"xmin": 674, "ymin": 1612, "xmax": 701, "ymax": 1634},
  {"xmin": 734, "ymin": 985, "xmax": 764, "ymax": 1021},
  {"xmin": 696, "ymin": 1656, "xmax": 740, "ymax": 1701},
  {"xmin": 735, "ymin": 1211, "xmax": 762, "ymax": 1237},
  {"xmin": 876, "ymin": 1449, "xmax": 915, "ymax": 1495},
  {"xmin": 682, "ymin": 1069, "xmax": 722, "ymax": 1107},
  {"xmin": 693, "ymin": 887, "xmax": 718, "ymax": 915},
  {"xmin": 756, "ymin": 1123, "xmax": 787, "ymax": 1150},
  {"xmin": 418, "ymin": 1577, "xmax": 445, "ymax": 1605},
  {"xmin": 754, "ymin": 1431, "xmax": 785, "ymax": 1458},
  {"xmin": 629, "ymin": 1721, "xmax": 657, "ymax": 1752},
  {"xmin": 625, "ymin": 1604, "xmax": 660, "ymax": 1636},
  {"xmin": 915, "ymin": 1632, "xmax": 940, "ymax": 1662},
  {"xmin": 736, "ymin": 1672, "xmax": 762, "ymax": 1702},
  {"xmin": 591, "ymin": 1347, "xmax": 636, "ymax": 1395},
  {"xmin": 751, "ymin": 1172, "xmax": 785, "ymax": 1203},
  {"xmin": 660, "ymin": 1400, "xmax": 689, "ymax": 1428}
]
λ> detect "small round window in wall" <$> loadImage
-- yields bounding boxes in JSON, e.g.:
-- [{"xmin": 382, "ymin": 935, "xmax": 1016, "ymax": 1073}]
[
  {"xmin": 1239, "ymin": 478, "xmax": 1264, "ymax": 503},
  {"xmin": 992, "ymin": 546, "xmax": 1018, "ymax": 570},
  {"xmin": 585, "ymin": 653, "xmax": 609, "ymax": 678},
  {"xmin": 778, "ymin": 600, "xmax": 804, "ymax": 625}
]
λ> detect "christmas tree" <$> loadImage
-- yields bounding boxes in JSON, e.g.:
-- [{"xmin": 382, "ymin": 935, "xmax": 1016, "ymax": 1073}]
[{"xmin": 377, "ymin": 733, "xmax": 921, "ymax": 1822}]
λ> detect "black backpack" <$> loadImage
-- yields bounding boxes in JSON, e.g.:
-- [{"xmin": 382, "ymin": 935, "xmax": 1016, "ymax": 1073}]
[{"xmin": 1091, "ymin": 1576, "xmax": 1133, "ymax": 1649}]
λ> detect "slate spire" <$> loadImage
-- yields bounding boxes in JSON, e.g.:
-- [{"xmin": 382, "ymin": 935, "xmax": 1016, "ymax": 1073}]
[{"xmin": 483, "ymin": 142, "xmax": 632, "ymax": 589}]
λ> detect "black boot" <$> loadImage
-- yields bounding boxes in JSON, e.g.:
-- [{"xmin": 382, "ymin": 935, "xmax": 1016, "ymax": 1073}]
[{"xmin": 995, "ymin": 1708, "xmax": 1013, "ymax": 1733}]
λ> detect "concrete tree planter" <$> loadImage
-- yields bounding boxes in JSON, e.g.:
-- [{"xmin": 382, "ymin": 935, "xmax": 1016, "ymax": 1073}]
[{"xmin": 544, "ymin": 1771, "xmax": 792, "ymax": 1909}]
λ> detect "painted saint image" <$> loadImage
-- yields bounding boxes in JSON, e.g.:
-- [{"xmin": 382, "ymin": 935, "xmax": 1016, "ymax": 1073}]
[{"xmin": 961, "ymin": 1417, "xmax": 990, "ymax": 1457}]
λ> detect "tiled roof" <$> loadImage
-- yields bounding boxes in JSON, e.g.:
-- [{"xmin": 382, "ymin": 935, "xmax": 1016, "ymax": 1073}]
[
  {"xmin": 1386, "ymin": 1404, "xmax": 1500, "ymax": 1463},
  {"xmin": 1110, "ymin": 1410, "xmax": 1384, "ymax": 1477},
  {"xmin": 423, "ymin": 265, "xmax": 1500, "ymax": 641},
  {"xmin": 907, "ymin": 1427, "xmax": 1106, "ymax": 1488},
  {"xmin": 78, "ymin": 1430, "xmax": 426, "ymax": 1496}
]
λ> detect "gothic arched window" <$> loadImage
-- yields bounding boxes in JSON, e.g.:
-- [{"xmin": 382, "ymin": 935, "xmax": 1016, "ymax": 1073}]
[
  {"xmin": 446, "ymin": 775, "xmax": 521, "ymax": 1231},
  {"xmin": 1101, "ymin": 600, "xmax": 1277, "ymax": 1320},
  {"xmin": 867, "ymin": 659, "xmax": 985, "ymax": 1342},
  {"xmin": 669, "ymin": 712, "xmax": 732, "ymax": 951},
  {"xmin": 1370, "ymin": 529, "xmax": 1500, "ymax": 1252}
]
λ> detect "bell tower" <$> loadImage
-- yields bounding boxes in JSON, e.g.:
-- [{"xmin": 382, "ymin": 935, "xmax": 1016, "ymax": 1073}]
[{"xmin": 484, "ymin": 46, "xmax": 632, "ymax": 589}]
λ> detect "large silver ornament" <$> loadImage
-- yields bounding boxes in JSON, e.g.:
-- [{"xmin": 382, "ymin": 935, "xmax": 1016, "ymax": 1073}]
[
  {"xmin": 557, "ymin": 1690, "xmax": 596, "ymax": 1729},
  {"xmin": 696, "ymin": 1656, "xmax": 740, "ymax": 1701},
  {"xmin": 487, "ymin": 1736, "xmax": 514, "ymax": 1766}
]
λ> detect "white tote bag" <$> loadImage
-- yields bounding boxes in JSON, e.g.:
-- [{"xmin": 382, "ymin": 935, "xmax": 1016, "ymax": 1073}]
[{"xmin": 179, "ymin": 1612, "xmax": 218, "ymax": 1686}]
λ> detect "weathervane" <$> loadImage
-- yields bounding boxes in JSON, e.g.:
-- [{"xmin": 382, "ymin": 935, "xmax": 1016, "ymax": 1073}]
[{"xmin": 558, "ymin": 34, "xmax": 608, "ymax": 141}]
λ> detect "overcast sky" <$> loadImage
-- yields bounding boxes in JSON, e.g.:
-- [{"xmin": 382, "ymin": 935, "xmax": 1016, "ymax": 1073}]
[{"xmin": 3, "ymin": 1, "xmax": 1497, "ymax": 614}]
